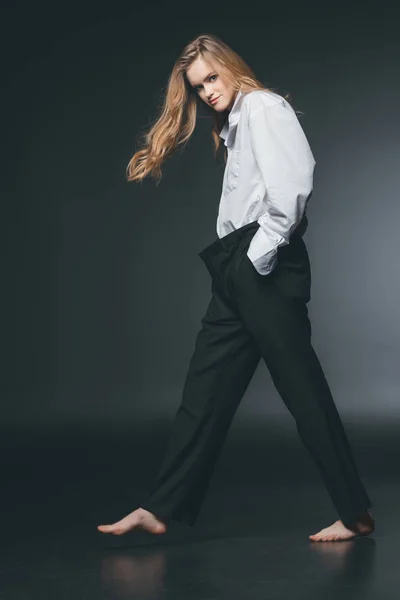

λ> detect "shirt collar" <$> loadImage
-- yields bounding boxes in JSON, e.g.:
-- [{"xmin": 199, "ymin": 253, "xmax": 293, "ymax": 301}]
[{"xmin": 219, "ymin": 89, "xmax": 246, "ymax": 148}]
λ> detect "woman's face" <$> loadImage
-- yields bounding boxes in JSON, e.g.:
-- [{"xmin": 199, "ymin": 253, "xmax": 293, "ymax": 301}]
[{"xmin": 186, "ymin": 56, "xmax": 237, "ymax": 113}]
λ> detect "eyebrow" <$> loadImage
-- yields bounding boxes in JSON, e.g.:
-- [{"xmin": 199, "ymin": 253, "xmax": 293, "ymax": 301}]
[{"xmin": 191, "ymin": 71, "xmax": 215, "ymax": 88}]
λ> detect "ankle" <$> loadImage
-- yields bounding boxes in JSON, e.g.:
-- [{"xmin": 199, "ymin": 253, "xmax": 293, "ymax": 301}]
[
  {"xmin": 360, "ymin": 509, "xmax": 374, "ymax": 523},
  {"xmin": 355, "ymin": 509, "xmax": 375, "ymax": 532},
  {"xmin": 138, "ymin": 507, "xmax": 155, "ymax": 519}
]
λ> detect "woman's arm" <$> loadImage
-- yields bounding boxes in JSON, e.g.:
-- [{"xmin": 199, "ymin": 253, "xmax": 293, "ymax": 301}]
[{"xmin": 246, "ymin": 96, "xmax": 316, "ymax": 275}]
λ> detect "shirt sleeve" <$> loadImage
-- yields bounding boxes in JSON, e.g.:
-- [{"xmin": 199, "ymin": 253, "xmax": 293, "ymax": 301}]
[{"xmin": 246, "ymin": 97, "xmax": 316, "ymax": 275}]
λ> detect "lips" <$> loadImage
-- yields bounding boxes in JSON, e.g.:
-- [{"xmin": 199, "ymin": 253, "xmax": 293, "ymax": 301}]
[{"xmin": 210, "ymin": 96, "xmax": 220, "ymax": 105}]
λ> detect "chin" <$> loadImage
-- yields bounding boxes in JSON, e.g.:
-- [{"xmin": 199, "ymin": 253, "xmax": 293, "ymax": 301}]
[{"xmin": 213, "ymin": 101, "xmax": 227, "ymax": 112}]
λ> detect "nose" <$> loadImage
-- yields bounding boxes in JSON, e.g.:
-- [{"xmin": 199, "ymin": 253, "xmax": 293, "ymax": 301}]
[{"xmin": 205, "ymin": 85, "xmax": 214, "ymax": 99}]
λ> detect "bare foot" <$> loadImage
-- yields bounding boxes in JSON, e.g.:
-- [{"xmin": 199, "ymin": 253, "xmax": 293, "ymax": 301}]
[
  {"xmin": 309, "ymin": 509, "xmax": 375, "ymax": 542},
  {"xmin": 97, "ymin": 507, "xmax": 167, "ymax": 536}
]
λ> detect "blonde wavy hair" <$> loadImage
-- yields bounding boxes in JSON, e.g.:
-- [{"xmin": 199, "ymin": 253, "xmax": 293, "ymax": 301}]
[{"xmin": 127, "ymin": 33, "xmax": 292, "ymax": 184}]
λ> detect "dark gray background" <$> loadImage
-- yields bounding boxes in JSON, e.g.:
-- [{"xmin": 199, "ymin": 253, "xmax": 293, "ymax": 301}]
[
  {"xmin": 1, "ymin": 0, "xmax": 400, "ymax": 562},
  {"xmin": 3, "ymin": 1, "xmax": 398, "ymax": 432},
  {"xmin": 2, "ymin": 3, "xmax": 400, "ymax": 599}
]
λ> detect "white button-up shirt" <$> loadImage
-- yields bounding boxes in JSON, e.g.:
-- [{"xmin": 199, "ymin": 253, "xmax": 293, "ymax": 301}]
[{"xmin": 218, "ymin": 89, "xmax": 316, "ymax": 275}]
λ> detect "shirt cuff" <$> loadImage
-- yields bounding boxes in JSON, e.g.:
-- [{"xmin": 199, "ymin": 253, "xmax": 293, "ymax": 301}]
[{"xmin": 246, "ymin": 226, "xmax": 285, "ymax": 275}]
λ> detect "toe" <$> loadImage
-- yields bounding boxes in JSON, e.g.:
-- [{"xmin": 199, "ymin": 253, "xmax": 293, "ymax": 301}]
[{"xmin": 98, "ymin": 524, "xmax": 121, "ymax": 533}]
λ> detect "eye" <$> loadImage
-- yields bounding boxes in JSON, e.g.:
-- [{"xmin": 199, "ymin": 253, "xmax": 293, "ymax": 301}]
[{"xmin": 194, "ymin": 74, "xmax": 218, "ymax": 92}]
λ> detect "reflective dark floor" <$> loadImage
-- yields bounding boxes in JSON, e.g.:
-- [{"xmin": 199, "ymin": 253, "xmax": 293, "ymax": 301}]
[{"xmin": 2, "ymin": 420, "xmax": 398, "ymax": 599}]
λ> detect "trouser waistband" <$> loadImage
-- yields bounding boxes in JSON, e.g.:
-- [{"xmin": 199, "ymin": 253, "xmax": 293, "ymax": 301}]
[
  {"xmin": 199, "ymin": 214, "xmax": 308, "ymax": 261},
  {"xmin": 198, "ymin": 214, "xmax": 308, "ymax": 282}
]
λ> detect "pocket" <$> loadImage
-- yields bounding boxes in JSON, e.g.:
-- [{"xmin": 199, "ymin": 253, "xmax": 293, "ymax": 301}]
[
  {"xmin": 272, "ymin": 240, "xmax": 311, "ymax": 306},
  {"xmin": 228, "ymin": 235, "xmax": 261, "ymax": 296},
  {"xmin": 224, "ymin": 150, "xmax": 240, "ymax": 195}
]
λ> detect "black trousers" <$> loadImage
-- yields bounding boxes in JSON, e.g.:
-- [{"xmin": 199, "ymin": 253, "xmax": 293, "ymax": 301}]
[{"xmin": 140, "ymin": 220, "xmax": 372, "ymax": 529}]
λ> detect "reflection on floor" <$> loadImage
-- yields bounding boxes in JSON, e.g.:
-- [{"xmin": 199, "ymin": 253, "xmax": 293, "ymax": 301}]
[{"xmin": 1, "ymin": 421, "xmax": 397, "ymax": 599}]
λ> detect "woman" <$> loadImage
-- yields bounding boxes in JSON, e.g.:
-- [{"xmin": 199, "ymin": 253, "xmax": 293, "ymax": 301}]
[{"xmin": 98, "ymin": 33, "xmax": 374, "ymax": 542}]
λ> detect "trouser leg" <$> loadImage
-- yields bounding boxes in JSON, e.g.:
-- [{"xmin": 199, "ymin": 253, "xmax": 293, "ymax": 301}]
[
  {"xmin": 233, "ymin": 235, "xmax": 372, "ymax": 529},
  {"xmin": 141, "ymin": 279, "xmax": 261, "ymax": 525}
]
